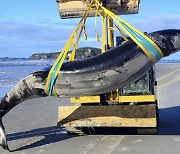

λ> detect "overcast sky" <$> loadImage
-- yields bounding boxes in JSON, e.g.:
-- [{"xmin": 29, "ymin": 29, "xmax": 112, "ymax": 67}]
[{"xmin": 0, "ymin": 0, "xmax": 180, "ymax": 59}]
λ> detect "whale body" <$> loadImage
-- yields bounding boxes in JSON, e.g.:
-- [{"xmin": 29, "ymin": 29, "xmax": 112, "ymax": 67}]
[{"xmin": 0, "ymin": 29, "xmax": 180, "ymax": 150}]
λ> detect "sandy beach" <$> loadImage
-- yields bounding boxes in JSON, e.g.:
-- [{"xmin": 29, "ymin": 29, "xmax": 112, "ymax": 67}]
[{"xmin": 1, "ymin": 63, "xmax": 180, "ymax": 154}]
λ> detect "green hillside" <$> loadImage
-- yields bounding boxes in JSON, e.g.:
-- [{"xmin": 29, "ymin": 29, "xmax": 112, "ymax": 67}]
[{"xmin": 29, "ymin": 47, "xmax": 101, "ymax": 59}]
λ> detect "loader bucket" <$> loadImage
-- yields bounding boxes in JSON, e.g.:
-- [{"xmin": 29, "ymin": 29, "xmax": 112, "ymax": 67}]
[{"xmin": 56, "ymin": 0, "xmax": 140, "ymax": 19}]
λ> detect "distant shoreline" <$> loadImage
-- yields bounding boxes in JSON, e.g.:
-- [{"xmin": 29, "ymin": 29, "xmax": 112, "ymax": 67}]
[{"xmin": 0, "ymin": 57, "xmax": 180, "ymax": 64}]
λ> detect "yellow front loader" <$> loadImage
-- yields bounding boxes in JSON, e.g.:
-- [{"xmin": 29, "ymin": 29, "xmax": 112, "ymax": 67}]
[{"xmin": 56, "ymin": 0, "xmax": 158, "ymax": 134}]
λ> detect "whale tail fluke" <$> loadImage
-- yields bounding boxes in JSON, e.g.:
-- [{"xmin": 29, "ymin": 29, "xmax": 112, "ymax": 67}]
[{"xmin": 0, "ymin": 119, "xmax": 9, "ymax": 151}]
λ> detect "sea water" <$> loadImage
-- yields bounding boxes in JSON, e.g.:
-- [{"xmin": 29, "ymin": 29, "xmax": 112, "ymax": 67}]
[{"xmin": 0, "ymin": 58, "xmax": 53, "ymax": 99}]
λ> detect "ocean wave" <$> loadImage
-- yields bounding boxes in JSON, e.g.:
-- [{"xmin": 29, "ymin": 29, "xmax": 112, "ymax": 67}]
[
  {"xmin": 0, "ymin": 84, "xmax": 15, "ymax": 88},
  {"xmin": 0, "ymin": 70, "xmax": 32, "ymax": 74},
  {"xmin": 0, "ymin": 72, "xmax": 6, "ymax": 74},
  {"xmin": 0, "ymin": 80, "xmax": 18, "ymax": 88},
  {"xmin": 0, "ymin": 58, "xmax": 53, "ymax": 66},
  {"xmin": 0, "ymin": 58, "xmax": 53, "ymax": 98}
]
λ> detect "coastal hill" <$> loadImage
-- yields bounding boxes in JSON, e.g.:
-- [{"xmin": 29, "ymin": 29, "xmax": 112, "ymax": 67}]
[{"xmin": 29, "ymin": 47, "xmax": 101, "ymax": 59}]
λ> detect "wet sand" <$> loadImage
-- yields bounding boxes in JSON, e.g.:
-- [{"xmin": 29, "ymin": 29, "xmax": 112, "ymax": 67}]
[{"xmin": 1, "ymin": 63, "xmax": 180, "ymax": 154}]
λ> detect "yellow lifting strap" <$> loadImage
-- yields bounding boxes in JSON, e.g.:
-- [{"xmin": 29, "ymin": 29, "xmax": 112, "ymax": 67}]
[
  {"xmin": 93, "ymin": 0, "xmax": 164, "ymax": 63},
  {"xmin": 94, "ymin": 2, "xmax": 100, "ymax": 42},
  {"xmin": 68, "ymin": 20, "xmax": 87, "ymax": 62},
  {"xmin": 45, "ymin": 0, "xmax": 164, "ymax": 96},
  {"xmin": 45, "ymin": 0, "xmax": 94, "ymax": 96}
]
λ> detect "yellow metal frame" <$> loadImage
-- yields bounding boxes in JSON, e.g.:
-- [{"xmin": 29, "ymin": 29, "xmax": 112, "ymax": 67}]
[
  {"xmin": 71, "ymin": 95, "xmax": 156, "ymax": 103},
  {"xmin": 71, "ymin": 96, "xmax": 100, "ymax": 103},
  {"xmin": 119, "ymin": 95, "xmax": 156, "ymax": 103},
  {"xmin": 107, "ymin": 16, "xmax": 114, "ymax": 48},
  {"xmin": 101, "ymin": 15, "xmax": 106, "ymax": 53}
]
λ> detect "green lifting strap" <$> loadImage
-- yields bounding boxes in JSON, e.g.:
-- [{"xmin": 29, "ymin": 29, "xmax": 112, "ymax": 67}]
[
  {"xmin": 121, "ymin": 22, "xmax": 163, "ymax": 62},
  {"xmin": 93, "ymin": 0, "xmax": 164, "ymax": 63}
]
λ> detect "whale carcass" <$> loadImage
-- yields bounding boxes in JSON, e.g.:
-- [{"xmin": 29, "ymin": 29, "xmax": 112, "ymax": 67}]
[{"xmin": 0, "ymin": 29, "xmax": 180, "ymax": 150}]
